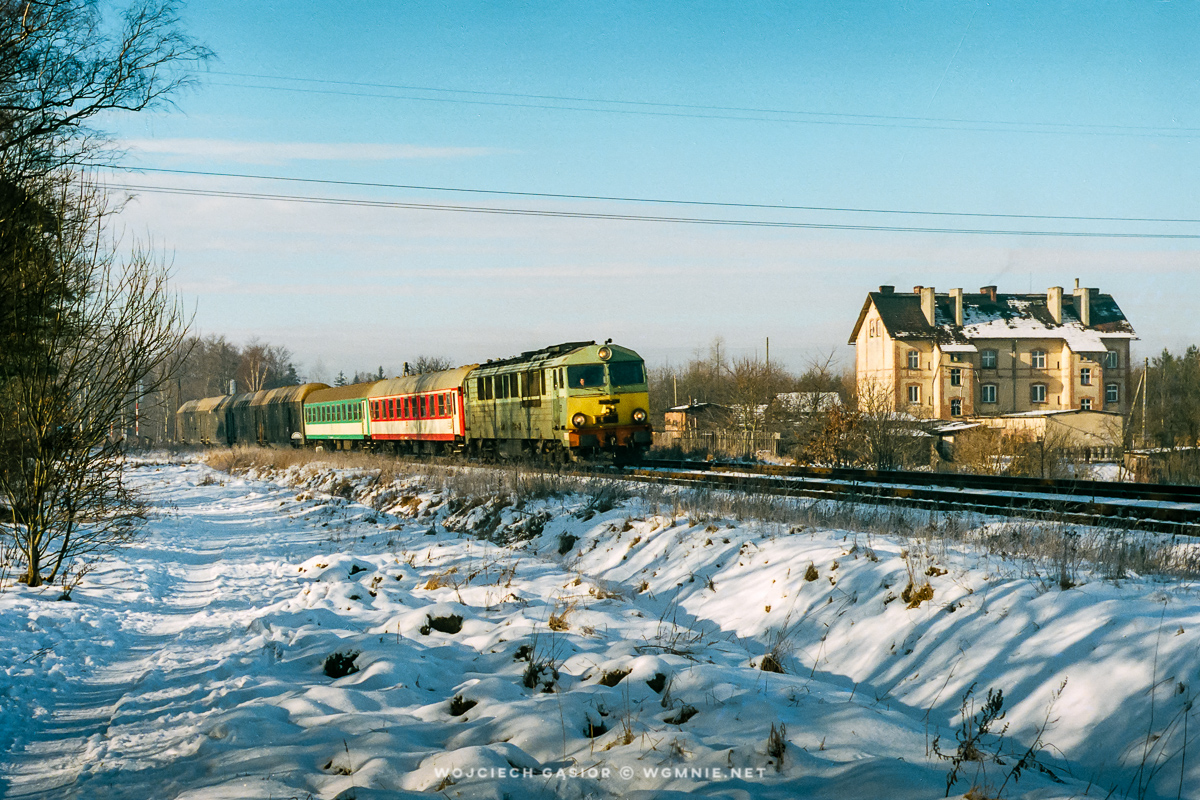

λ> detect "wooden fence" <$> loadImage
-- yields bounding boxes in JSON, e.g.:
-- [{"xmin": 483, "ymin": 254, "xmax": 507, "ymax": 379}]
[{"xmin": 653, "ymin": 430, "xmax": 780, "ymax": 458}]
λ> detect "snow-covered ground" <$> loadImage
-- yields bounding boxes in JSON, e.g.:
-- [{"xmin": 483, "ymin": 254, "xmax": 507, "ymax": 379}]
[{"xmin": 2, "ymin": 458, "xmax": 1200, "ymax": 800}]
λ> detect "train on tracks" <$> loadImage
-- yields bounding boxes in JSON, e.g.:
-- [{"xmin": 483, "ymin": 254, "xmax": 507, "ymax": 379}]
[{"xmin": 176, "ymin": 341, "xmax": 653, "ymax": 460}]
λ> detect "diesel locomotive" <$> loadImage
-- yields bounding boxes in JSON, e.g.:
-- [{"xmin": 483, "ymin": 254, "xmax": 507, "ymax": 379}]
[{"xmin": 176, "ymin": 341, "xmax": 653, "ymax": 459}]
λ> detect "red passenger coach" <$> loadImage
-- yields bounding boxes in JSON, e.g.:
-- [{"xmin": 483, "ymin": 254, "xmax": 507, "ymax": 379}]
[{"xmin": 365, "ymin": 366, "xmax": 476, "ymax": 454}]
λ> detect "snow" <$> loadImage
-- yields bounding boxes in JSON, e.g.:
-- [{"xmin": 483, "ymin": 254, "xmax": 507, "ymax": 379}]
[
  {"xmin": 3, "ymin": 458, "xmax": 1200, "ymax": 799},
  {"xmin": 958, "ymin": 308, "xmax": 1128, "ymax": 353}
]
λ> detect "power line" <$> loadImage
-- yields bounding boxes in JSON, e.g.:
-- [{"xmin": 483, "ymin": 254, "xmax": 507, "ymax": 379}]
[
  {"xmin": 104, "ymin": 181, "xmax": 1200, "ymax": 239},
  {"xmin": 203, "ymin": 70, "xmax": 1200, "ymax": 139},
  {"xmin": 110, "ymin": 166, "xmax": 1200, "ymax": 225}
]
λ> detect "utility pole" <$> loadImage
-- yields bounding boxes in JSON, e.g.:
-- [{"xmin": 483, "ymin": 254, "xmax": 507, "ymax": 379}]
[
  {"xmin": 1142, "ymin": 356, "xmax": 1148, "ymax": 448},
  {"xmin": 765, "ymin": 337, "xmax": 770, "ymax": 369}
]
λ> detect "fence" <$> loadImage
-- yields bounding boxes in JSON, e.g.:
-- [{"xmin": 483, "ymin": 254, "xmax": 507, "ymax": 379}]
[
  {"xmin": 1062, "ymin": 446, "xmax": 1119, "ymax": 463},
  {"xmin": 653, "ymin": 430, "xmax": 780, "ymax": 459}
]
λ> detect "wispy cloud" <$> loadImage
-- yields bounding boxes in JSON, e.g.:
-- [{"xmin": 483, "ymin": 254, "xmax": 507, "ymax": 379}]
[{"xmin": 120, "ymin": 138, "xmax": 500, "ymax": 164}]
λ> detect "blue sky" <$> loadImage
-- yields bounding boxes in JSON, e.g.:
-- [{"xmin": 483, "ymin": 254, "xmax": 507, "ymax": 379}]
[{"xmin": 106, "ymin": 1, "xmax": 1200, "ymax": 379}]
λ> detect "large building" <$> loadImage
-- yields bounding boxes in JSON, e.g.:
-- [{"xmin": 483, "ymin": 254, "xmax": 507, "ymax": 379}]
[{"xmin": 849, "ymin": 283, "xmax": 1136, "ymax": 419}]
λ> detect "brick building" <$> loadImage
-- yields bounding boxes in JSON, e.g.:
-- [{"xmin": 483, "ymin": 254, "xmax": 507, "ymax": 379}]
[{"xmin": 848, "ymin": 282, "xmax": 1136, "ymax": 419}]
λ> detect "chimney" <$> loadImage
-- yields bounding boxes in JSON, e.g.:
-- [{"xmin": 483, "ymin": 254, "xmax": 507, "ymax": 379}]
[
  {"xmin": 979, "ymin": 285, "xmax": 997, "ymax": 302},
  {"xmin": 879, "ymin": 285, "xmax": 894, "ymax": 294},
  {"xmin": 1047, "ymin": 286, "xmax": 1063, "ymax": 324},
  {"xmin": 920, "ymin": 286, "xmax": 936, "ymax": 326},
  {"xmin": 913, "ymin": 285, "xmax": 924, "ymax": 294},
  {"xmin": 950, "ymin": 287, "xmax": 963, "ymax": 326},
  {"xmin": 1073, "ymin": 284, "xmax": 1092, "ymax": 327}
]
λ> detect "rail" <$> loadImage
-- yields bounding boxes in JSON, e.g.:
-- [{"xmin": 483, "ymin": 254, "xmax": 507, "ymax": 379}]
[{"xmin": 614, "ymin": 458, "xmax": 1200, "ymax": 536}]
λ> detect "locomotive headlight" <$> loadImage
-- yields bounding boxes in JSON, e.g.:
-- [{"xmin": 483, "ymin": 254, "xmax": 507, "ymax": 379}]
[
  {"xmin": 571, "ymin": 412, "xmax": 588, "ymax": 428},
  {"xmin": 597, "ymin": 346, "xmax": 612, "ymax": 361},
  {"xmin": 632, "ymin": 408, "xmax": 648, "ymax": 424}
]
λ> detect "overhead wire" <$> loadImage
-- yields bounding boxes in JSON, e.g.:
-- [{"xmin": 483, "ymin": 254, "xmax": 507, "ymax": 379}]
[
  {"xmin": 202, "ymin": 70, "xmax": 1200, "ymax": 139},
  {"xmin": 108, "ymin": 166, "xmax": 1200, "ymax": 225},
  {"xmin": 103, "ymin": 181, "xmax": 1200, "ymax": 239}
]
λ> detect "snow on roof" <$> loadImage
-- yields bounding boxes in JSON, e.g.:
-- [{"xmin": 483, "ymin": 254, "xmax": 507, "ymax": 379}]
[
  {"xmin": 851, "ymin": 288, "xmax": 1136, "ymax": 350},
  {"xmin": 960, "ymin": 309, "xmax": 1116, "ymax": 351},
  {"xmin": 998, "ymin": 408, "xmax": 1122, "ymax": 418},
  {"xmin": 667, "ymin": 402, "xmax": 725, "ymax": 413},
  {"xmin": 776, "ymin": 391, "xmax": 842, "ymax": 411},
  {"xmin": 932, "ymin": 422, "xmax": 982, "ymax": 433}
]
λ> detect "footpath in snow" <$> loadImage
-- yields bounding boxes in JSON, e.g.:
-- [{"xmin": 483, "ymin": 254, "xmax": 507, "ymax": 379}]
[{"xmin": 2, "ymin": 458, "xmax": 1200, "ymax": 800}]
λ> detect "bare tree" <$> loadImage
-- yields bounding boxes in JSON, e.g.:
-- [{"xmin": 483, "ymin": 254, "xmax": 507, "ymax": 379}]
[
  {"xmin": 0, "ymin": 0, "xmax": 204, "ymax": 587},
  {"xmin": 1, "ymin": 0, "xmax": 210, "ymax": 174},
  {"xmin": 854, "ymin": 378, "xmax": 928, "ymax": 470},
  {"xmin": 1005, "ymin": 425, "xmax": 1074, "ymax": 479},
  {"xmin": 237, "ymin": 339, "xmax": 296, "ymax": 392},
  {"xmin": 726, "ymin": 355, "xmax": 791, "ymax": 435},
  {"xmin": 410, "ymin": 355, "xmax": 454, "ymax": 375},
  {"xmin": 0, "ymin": 178, "xmax": 188, "ymax": 587},
  {"xmin": 802, "ymin": 404, "xmax": 860, "ymax": 467}
]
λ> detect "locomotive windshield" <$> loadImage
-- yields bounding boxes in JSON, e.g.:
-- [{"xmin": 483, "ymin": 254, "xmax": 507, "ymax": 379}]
[
  {"xmin": 608, "ymin": 361, "xmax": 645, "ymax": 387},
  {"xmin": 567, "ymin": 364, "xmax": 606, "ymax": 388}
]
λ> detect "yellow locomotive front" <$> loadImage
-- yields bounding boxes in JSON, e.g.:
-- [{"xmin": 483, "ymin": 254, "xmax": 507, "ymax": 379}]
[{"xmin": 554, "ymin": 343, "xmax": 653, "ymax": 454}]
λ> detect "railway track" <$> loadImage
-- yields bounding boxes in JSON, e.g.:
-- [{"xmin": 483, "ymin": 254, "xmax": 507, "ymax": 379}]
[{"xmin": 615, "ymin": 459, "xmax": 1200, "ymax": 536}]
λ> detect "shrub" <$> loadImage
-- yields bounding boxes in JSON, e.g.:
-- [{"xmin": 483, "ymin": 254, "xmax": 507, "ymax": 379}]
[{"xmin": 766, "ymin": 722, "xmax": 788, "ymax": 772}]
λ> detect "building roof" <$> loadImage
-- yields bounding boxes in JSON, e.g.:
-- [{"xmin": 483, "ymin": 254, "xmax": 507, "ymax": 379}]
[
  {"xmin": 666, "ymin": 401, "xmax": 726, "ymax": 414},
  {"xmin": 849, "ymin": 288, "xmax": 1136, "ymax": 350}
]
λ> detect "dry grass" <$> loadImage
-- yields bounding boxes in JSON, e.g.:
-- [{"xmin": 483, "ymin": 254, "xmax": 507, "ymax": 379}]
[
  {"xmin": 200, "ymin": 446, "xmax": 1200, "ymax": 583},
  {"xmin": 642, "ymin": 482, "xmax": 1200, "ymax": 583},
  {"xmin": 548, "ymin": 601, "xmax": 576, "ymax": 631}
]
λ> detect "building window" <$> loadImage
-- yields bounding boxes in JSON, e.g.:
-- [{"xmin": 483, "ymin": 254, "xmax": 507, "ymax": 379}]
[
  {"xmin": 907, "ymin": 350, "xmax": 919, "ymax": 370},
  {"xmin": 950, "ymin": 398, "xmax": 962, "ymax": 416},
  {"xmin": 1080, "ymin": 367, "xmax": 1092, "ymax": 386},
  {"xmin": 1031, "ymin": 383, "xmax": 1047, "ymax": 403},
  {"xmin": 981, "ymin": 349, "xmax": 997, "ymax": 369},
  {"xmin": 981, "ymin": 384, "xmax": 997, "ymax": 404},
  {"xmin": 950, "ymin": 353, "xmax": 963, "ymax": 363},
  {"xmin": 950, "ymin": 368, "xmax": 962, "ymax": 386},
  {"xmin": 1106, "ymin": 383, "xmax": 1119, "ymax": 403},
  {"xmin": 1105, "ymin": 350, "xmax": 1119, "ymax": 369},
  {"xmin": 907, "ymin": 385, "xmax": 921, "ymax": 404},
  {"xmin": 1081, "ymin": 398, "xmax": 1092, "ymax": 410},
  {"xmin": 869, "ymin": 319, "xmax": 879, "ymax": 337},
  {"xmin": 1031, "ymin": 350, "xmax": 1046, "ymax": 369}
]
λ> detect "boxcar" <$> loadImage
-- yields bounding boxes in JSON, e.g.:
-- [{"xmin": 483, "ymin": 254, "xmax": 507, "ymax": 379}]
[
  {"xmin": 177, "ymin": 383, "xmax": 327, "ymax": 446},
  {"xmin": 176, "ymin": 394, "xmax": 235, "ymax": 445},
  {"xmin": 229, "ymin": 384, "xmax": 328, "ymax": 446}
]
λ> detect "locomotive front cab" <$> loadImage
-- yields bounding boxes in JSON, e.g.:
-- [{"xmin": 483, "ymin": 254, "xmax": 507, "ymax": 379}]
[{"xmin": 559, "ymin": 344, "xmax": 653, "ymax": 454}]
